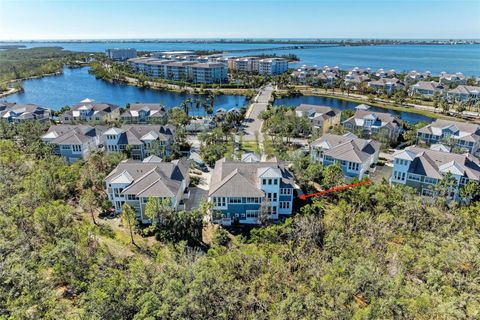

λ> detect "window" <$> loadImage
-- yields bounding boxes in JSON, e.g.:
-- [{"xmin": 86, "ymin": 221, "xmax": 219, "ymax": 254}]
[
  {"xmin": 395, "ymin": 158, "xmax": 408, "ymax": 166},
  {"xmin": 245, "ymin": 197, "xmax": 260, "ymax": 203},
  {"xmin": 393, "ymin": 171, "xmax": 406, "ymax": 181},
  {"xmin": 72, "ymin": 145, "xmax": 82, "ymax": 152},
  {"xmin": 213, "ymin": 197, "xmax": 226, "ymax": 207},
  {"xmin": 127, "ymin": 194, "xmax": 139, "ymax": 201},
  {"xmin": 280, "ymin": 188, "xmax": 292, "ymax": 195},
  {"xmin": 424, "ymin": 177, "xmax": 438, "ymax": 185},
  {"xmin": 268, "ymin": 179, "xmax": 272, "ymax": 185},
  {"xmin": 348, "ymin": 162, "xmax": 360, "ymax": 171},
  {"xmin": 407, "ymin": 173, "xmax": 421, "ymax": 181},
  {"xmin": 229, "ymin": 197, "xmax": 242, "ymax": 204},
  {"xmin": 262, "ymin": 179, "xmax": 267, "ymax": 185},
  {"xmin": 422, "ymin": 188, "xmax": 434, "ymax": 196},
  {"xmin": 280, "ymin": 201, "xmax": 290, "ymax": 209},
  {"xmin": 246, "ymin": 210, "xmax": 258, "ymax": 218},
  {"xmin": 61, "ymin": 145, "xmax": 71, "ymax": 150},
  {"xmin": 273, "ymin": 179, "xmax": 278, "ymax": 185}
]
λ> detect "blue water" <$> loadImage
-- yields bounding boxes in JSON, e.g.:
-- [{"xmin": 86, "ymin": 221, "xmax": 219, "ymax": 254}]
[
  {"xmin": 1, "ymin": 41, "xmax": 479, "ymax": 75},
  {"xmin": 273, "ymin": 95, "xmax": 433, "ymax": 124},
  {"xmin": 4, "ymin": 67, "xmax": 247, "ymax": 113}
]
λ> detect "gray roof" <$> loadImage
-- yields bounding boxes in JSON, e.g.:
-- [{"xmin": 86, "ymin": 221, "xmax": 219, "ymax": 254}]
[
  {"xmin": 209, "ymin": 158, "xmax": 295, "ymax": 197},
  {"xmin": 417, "ymin": 119, "xmax": 480, "ymax": 142},
  {"xmin": 311, "ymin": 133, "xmax": 380, "ymax": 163},
  {"xmin": 343, "ymin": 110, "xmax": 401, "ymax": 129},
  {"xmin": 43, "ymin": 124, "xmax": 106, "ymax": 145},
  {"xmin": 394, "ymin": 146, "xmax": 480, "ymax": 181},
  {"xmin": 296, "ymin": 104, "xmax": 340, "ymax": 120},
  {"xmin": 105, "ymin": 159, "xmax": 189, "ymax": 197},
  {"xmin": 105, "ymin": 124, "xmax": 175, "ymax": 145},
  {"xmin": 0, "ymin": 102, "xmax": 50, "ymax": 120}
]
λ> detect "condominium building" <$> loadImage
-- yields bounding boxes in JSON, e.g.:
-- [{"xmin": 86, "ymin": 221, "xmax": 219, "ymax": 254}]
[
  {"xmin": 295, "ymin": 104, "xmax": 341, "ymax": 134},
  {"xmin": 416, "ymin": 119, "xmax": 480, "ymax": 156},
  {"xmin": 105, "ymin": 159, "xmax": 190, "ymax": 223},
  {"xmin": 106, "ymin": 48, "xmax": 137, "ymax": 61},
  {"xmin": 234, "ymin": 57, "xmax": 260, "ymax": 73},
  {"xmin": 391, "ymin": 146, "xmax": 480, "ymax": 200},
  {"xmin": 310, "ymin": 133, "xmax": 380, "ymax": 180},
  {"xmin": 258, "ymin": 58, "xmax": 289, "ymax": 75},
  {"xmin": 190, "ymin": 63, "xmax": 228, "ymax": 84},
  {"xmin": 209, "ymin": 158, "xmax": 296, "ymax": 225}
]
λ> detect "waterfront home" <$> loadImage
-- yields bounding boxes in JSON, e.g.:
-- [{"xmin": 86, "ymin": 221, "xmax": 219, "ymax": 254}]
[
  {"xmin": 344, "ymin": 73, "xmax": 371, "ymax": 90},
  {"xmin": 209, "ymin": 158, "xmax": 296, "ymax": 225},
  {"xmin": 367, "ymin": 78, "xmax": 404, "ymax": 93},
  {"xmin": 375, "ymin": 68, "xmax": 396, "ymax": 78},
  {"xmin": 105, "ymin": 158, "xmax": 190, "ymax": 223},
  {"xmin": 41, "ymin": 124, "xmax": 105, "ymax": 163},
  {"xmin": 446, "ymin": 85, "xmax": 480, "ymax": 102},
  {"xmin": 61, "ymin": 98, "xmax": 120, "ymax": 124},
  {"xmin": 349, "ymin": 67, "xmax": 372, "ymax": 76},
  {"xmin": 391, "ymin": 146, "xmax": 480, "ymax": 200},
  {"xmin": 405, "ymin": 70, "xmax": 431, "ymax": 84},
  {"xmin": 409, "ymin": 81, "xmax": 444, "ymax": 98},
  {"xmin": 310, "ymin": 133, "xmax": 380, "ymax": 180},
  {"xmin": 342, "ymin": 108, "xmax": 402, "ymax": 141},
  {"xmin": 103, "ymin": 124, "xmax": 175, "ymax": 160},
  {"xmin": 291, "ymin": 65, "xmax": 339, "ymax": 85},
  {"xmin": 121, "ymin": 103, "xmax": 167, "ymax": 124},
  {"xmin": 416, "ymin": 119, "xmax": 480, "ymax": 156},
  {"xmin": 295, "ymin": 104, "xmax": 341, "ymax": 134},
  {"xmin": 106, "ymin": 48, "xmax": 137, "ymax": 61},
  {"xmin": 439, "ymin": 72, "xmax": 466, "ymax": 86},
  {"xmin": 0, "ymin": 102, "xmax": 51, "ymax": 123},
  {"xmin": 258, "ymin": 58, "xmax": 289, "ymax": 75}
]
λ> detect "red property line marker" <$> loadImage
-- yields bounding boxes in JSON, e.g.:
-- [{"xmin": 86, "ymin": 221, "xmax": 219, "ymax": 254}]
[{"xmin": 299, "ymin": 180, "xmax": 372, "ymax": 200}]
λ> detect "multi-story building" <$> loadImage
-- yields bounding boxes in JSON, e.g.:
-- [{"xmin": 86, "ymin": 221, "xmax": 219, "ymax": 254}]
[
  {"xmin": 105, "ymin": 158, "xmax": 190, "ymax": 223},
  {"xmin": 41, "ymin": 124, "xmax": 105, "ymax": 163},
  {"xmin": 344, "ymin": 73, "xmax": 371, "ymax": 90},
  {"xmin": 233, "ymin": 57, "xmax": 259, "ymax": 73},
  {"xmin": 295, "ymin": 104, "xmax": 341, "ymax": 134},
  {"xmin": 375, "ymin": 68, "xmax": 397, "ymax": 78},
  {"xmin": 258, "ymin": 58, "xmax": 289, "ymax": 75},
  {"xmin": 368, "ymin": 78, "xmax": 404, "ymax": 93},
  {"xmin": 391, "ymin": 146, "xmax": 480, "ymax": 200},
  {"xmin": 310, "ymin": 133, "xmax": 380, "ymax": 180},
  {"xmin": 60, "ymin": 98, "xmax": 120, "ymax": 124},
  {"xmin": 128, "ymin": 57, "xmax": 158, "ymax": 73},
  {"xmin": 190, "ymin": 63, "xmax": 228, "ymax": 84},
  {"xmin": 409, "ymin": 81, "xmax": 444, "ymax": 97},
  {"xmin": 439, "ymin": 72, "xmax": 466, "ymax": 86},
  {"xmin": 446, "ymin": 85, "xmax": 480, "ymax": 102},
  {"xmin": 342, "ymin": 108, "xmax": 402, "ymax": 141},
  {"xmin": 405, "ymin": 70, "xmax": 431, "ymax": 84},
  {"xmin": 0, "ymin": 102, "xmax": 51, "ymax": 123},
  {"xmin": 209, "ymin": 158, "xmax": 296, "ymax": 225},
  {"xmin": 103, "ymin": 124, "xmax": 175, "ymax": 160},
  {"xmin": 416, "ymin": 119, "xmax": 480, "ymax": 156},
  {"xmin": 106, "ymin": 48, "xmax": 137, "ymax": 61},
  {"xmin": 121, "ymin": 103, "xmax": 167, "ymax": 124}
]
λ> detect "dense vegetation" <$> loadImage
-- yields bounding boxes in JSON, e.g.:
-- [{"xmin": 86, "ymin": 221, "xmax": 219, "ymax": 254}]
[
  {"xmin": 0, "ymin": 47, "xmax": 91, "ymax": 91},
  {"xmin": 0, "ymin": 121, "xmax": 479, "ymax": 319}
]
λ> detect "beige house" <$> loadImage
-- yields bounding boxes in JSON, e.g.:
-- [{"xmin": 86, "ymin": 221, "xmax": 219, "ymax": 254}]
[{"xmin": 295, "ymin": 104, "xmax": 341, "ymax": 134}]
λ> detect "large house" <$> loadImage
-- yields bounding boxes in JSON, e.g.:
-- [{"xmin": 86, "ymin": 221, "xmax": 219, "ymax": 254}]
[
  {"xmin": 310, "ymin": 133, "xmax": 380, "ymax": 180},
  {"xmin": 405, "ymin": 70, "xmax": 431, "ymax": 84},
  {"xmin": 391, "ymin": 146, "xmax": 480, "ymax": 200},
  {"xmin": 105, "ymin": 158, "xmax": 190, "ymax": 223},
  {"xmin": 446, "ymin": 85, "xmax": 480, "ymax": 102},
  {"xmin": 295, "ymin": 104, "xmax": 341, "ymax": 134},
  {"xmin": 439, "ymin": 72, "xmax": 466, "ymax": 86},
  {"xmin": 121, "ymin": 103, "xmax": 168, "ymax": 124},
  {"xmin": 416, "ymin": 119, "xmax": 480, "ymax": 156},
  {"xmin": 41, "ymin": 124, "xmax": 105, "ymax": 163},
  {"xmin": 0, "ymin": 102, "xmax": 50, "ymax": 123},
  {"xmin": 409, "ymin": 81, "xmax": 444, "ymax": 98},
  {"xmin": 342, "ymin": 107, "xmax": 402, "ymax": 141},
  {"xmin": 103, "ymin": 124, "xmax": 175, "ymax": 160},
  {"xmin": 209, "ymin": 158, "xmax": 296, "ymax": 225},
  {"xmin": 367, "ymin": 78, "xmax": 404, "ymax": 93},
  {"xmin": 61, "ymin": 99, "xmax": 120, "ymax": 124}
]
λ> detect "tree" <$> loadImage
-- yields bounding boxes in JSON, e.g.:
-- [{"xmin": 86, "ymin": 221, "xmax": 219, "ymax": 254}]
[
  {"xmin": 257, "ymin": 198, "xmax": 271, "ymax": 226},
  {"xmin": 459, "ymin": 180, "xmax": 480, "ymax": 205},
  {"xmin": 80, "ymin": 189, "xmax": 98, "ymax": 225},
  {"xmin": 322, "ymin": 162, "xmax": 345, "ymax": 189},
  {"xmin": 121, "ymin": 203, "xmax": 138, "ymax": 245},
  {"xmin": 144, "ymin": 197, "xmax": 173, "ymax": 232},
  {"xmin": 433, "ymin": 172, "xmax": 457, "ymax": 206}
]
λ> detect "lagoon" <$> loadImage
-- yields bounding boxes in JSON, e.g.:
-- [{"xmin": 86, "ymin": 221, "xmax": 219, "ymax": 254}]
[
  {"xmin": 4, "ymin": 67, "xmax": 247, "ymax": 114},
  {"xmin": 273, "ymin": 95, "xmax": 434, "ymax": 124}
]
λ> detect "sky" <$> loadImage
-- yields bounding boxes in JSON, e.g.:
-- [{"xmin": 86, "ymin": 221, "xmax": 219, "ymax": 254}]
[{"xmin": 0, "ymin": 0, "xmax": 479, "ymax": 40}]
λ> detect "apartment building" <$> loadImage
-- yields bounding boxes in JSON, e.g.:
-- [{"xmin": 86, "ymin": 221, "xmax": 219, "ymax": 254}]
[
  {"xmin": 234, "ymin": 57, "xmax": 260, "ymax": 73},
  {"xmin": 190, "ymin": 63, "xmax": 228, "ymax": 84},
  {"xmin": 258, "ymin": 58, "xmax": 289, "ymax": 75},
  {"xmin": 106, "ymin": 48, "xmax": 137, "ymax": 61}
]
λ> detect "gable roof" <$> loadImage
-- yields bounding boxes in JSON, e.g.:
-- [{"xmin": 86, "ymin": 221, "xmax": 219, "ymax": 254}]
[{"xmin": 311, "ymin": 133, "xmax": 380, "ymax": 163}]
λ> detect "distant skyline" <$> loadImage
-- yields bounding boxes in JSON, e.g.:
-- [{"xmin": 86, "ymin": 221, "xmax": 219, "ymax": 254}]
[{"xmin": 1, "ymin": 0, "xmax": 479, "ymax": 40}]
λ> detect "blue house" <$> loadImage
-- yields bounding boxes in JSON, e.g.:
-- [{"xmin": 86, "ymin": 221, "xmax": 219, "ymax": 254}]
[{"xmin": 208, "ymin": 156, "xmax": 296, "ymax": 225}]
